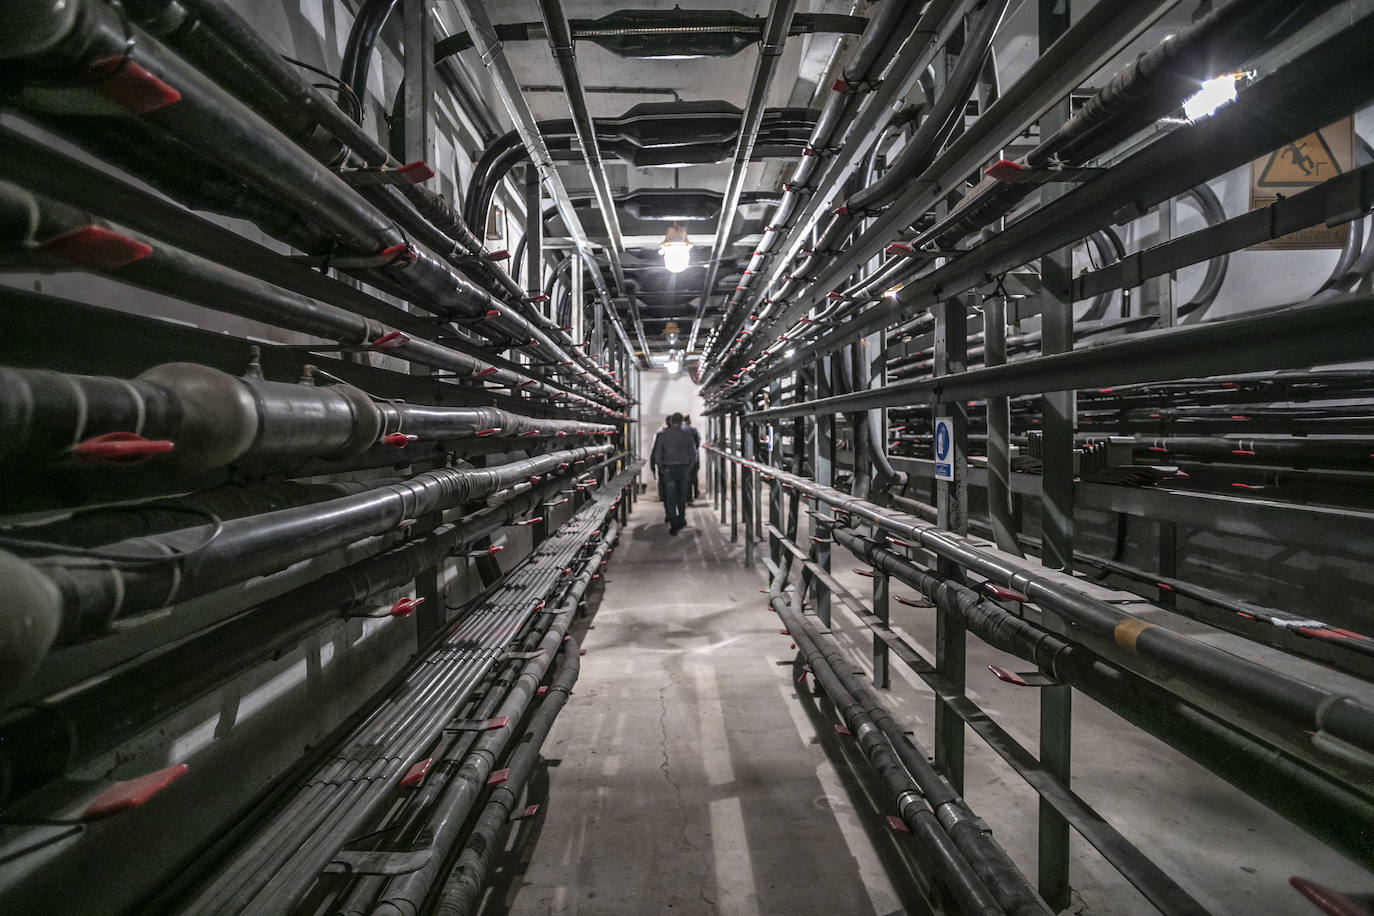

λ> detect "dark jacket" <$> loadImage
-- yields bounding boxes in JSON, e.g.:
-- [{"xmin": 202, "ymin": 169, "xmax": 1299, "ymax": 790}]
[
  {"xmin": 651, "ymin": 425, "xmax": 697, "ymax": 469},
  {"xmin": 681, "ymin": 422, "xmax": 701, "ymax": 449}
]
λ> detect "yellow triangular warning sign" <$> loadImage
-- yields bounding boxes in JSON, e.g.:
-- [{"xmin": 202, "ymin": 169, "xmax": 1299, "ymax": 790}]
[{"xmin": 1257, "ymin": 130, "xmax": 1343, "ymax": 187}]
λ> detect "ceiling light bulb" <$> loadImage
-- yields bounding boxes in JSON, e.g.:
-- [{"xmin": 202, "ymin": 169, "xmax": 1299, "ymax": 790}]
[
  {"xmin": 1182, "ymin": 74, "xmax": 1239, "ymax": 122},
  {"xmin": 659, "ymin": 223, "xmax": 692, "ymax": 273}
]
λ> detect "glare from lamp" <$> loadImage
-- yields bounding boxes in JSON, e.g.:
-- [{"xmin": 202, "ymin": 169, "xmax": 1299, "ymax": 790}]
[
  {"xmin": 659, "ymin": 223, "xmax": 693, "ymax": 274},
  {"xmin": 784, "ymin": 347, "xmax": 796, "ymax": 359},
  {"xmin": 666, "ymin": 354, "xmax": 682, "ymax": 375},
  {"xmin": 1182, "ymin": 74, "xmax": 1239, "ymax": 122}
]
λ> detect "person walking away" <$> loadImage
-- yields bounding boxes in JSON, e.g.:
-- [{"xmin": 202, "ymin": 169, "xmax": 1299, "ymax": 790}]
[
  {"xmin": 651, "ymin": 413, "xmax": 697, "ymax": 534},
  {"xmin": 681, "ymin": 415, "xmax": 701, "ymax": 500}
]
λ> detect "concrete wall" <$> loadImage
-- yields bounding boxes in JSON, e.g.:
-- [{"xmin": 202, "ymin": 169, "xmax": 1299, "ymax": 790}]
[{"xmin": 636, "ymin": 369, "xmax": 707, "ymax": 461}]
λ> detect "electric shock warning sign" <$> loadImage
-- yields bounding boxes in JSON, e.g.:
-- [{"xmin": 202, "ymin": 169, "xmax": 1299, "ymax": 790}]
[{"xmin": 1249, "ymin": 117, "xmax": 1354, "ymax": 250}]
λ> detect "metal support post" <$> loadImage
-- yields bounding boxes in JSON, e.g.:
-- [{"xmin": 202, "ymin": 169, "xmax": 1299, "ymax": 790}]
[
  {"xmin": 985, "ymin": 294, "xmax": 1023, "ymax": 555},
  {"xmin": 813, "ymin": 355, "xmax": 834, "ymax": 627},
  {"xmin": 1037, "ymin": 1, "xmax": 1074, "ymax": 907},
  {"xmin": 524, "ymin": 165, "xmax": 542, "ymax": 301},
  {"xmin": 730, "ymin": 413, "xmax": 739, "ymax": 543},
  {"xmin": 401, "ymin": 0, "xmax": 432, "ymax": 168},
  {"xmin": 933, "ymin": 296, "xmax": 969, "ymax": 793},
  {"xmin": 743, "ymin": 418, "xmax": 756, "ymax": 566},
  {"xmin": 872, "ymin": 569, "xmax": 890, "ymax": 688}
]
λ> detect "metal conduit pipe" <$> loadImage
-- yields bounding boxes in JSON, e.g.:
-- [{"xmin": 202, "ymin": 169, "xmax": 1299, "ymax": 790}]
[
  {"xmin": 834, "ymin": 528, "xmax": 1374, "ymax": 868},
  {"xmin": 3, "ymin": 479, "xmax": 398, "ymax": 548},
  {"xmin": 323, "ymin": 524, "xmax": 619, "ymax": 916},
  {"xmin": 371, "ymin": 525, "xmax": 618, "ymax": 916},
  {"xmin": 13, "ymin": 444, "xmax": 613, "ymax": 645},
  {"xmin": 0, "ymin": 363, "xmax": 614, "ymax": 473},
  {"xmin": 0, "ymin": 124, "xmax": 591, "ymax": 405},
  {"xmin": 0, "ymin": 184, "xmax": 620, "ymax": 416},
  {"xmin": 768, "ymin": 594, "xmax": 1010, "ymax": 916},
  {"xmin": 1, "ymin": 0, "xmax": 398, "ymax": 255},
  {"xmin": 703, "ymin": 0, "xmax": 958, "ymax": 365},
  {"xmin": 133, "ymin": 0, "xmax": 544, "ymax": 313},
  {"xmin": 714, "ymin": 3, "xmax": 1373, "ymax": 402},
  {"xmin": 707, "ymin": 447, "xmax": 1374, "ymax": 759},
  {"xmin": 17, "ymin": 0, "xmax": 623, "ymax": 399},
  {"xmin": 0, "ymin": 459, "xmax": 618, "ymax": 800},
  {"xmin": 432, "ymin": 638, "xmax": 580, "ymax": 916},
  {"xmin": 708, "ymin": 0, "xmax": 1293, "ymax": 391},
  {"xmin": 537, "ymin": 0, "xmax": 630, "ymax": 293},
  {"xmin": 433, "ymin": 9, "xmax": 867, "ymax": 62},
  {"xmin": 178, "ymin": 491, "xmax": 624, "ymax": 913},
  {"xmin": 688, "ymin": 0, "xmax": 798, "ymax": 353}
]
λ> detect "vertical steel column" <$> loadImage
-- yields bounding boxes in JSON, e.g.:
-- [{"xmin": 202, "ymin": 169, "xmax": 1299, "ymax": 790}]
[
  {"xmin": 813, "ymin": 355, "xmax": 834, "ymax": 627},
  {"xmin": 872, "ymin": 567, "xmax": 890, "ymax": 688},
  {"xmin": 730, "ymin": 413, "xmax": 739, "ymax": 543},
  {"xmin": 933, "ymin": 296, "xmax": 969, "ymax": 793},
  {"xmin": 401, "ymin": 0, "xmax": 431, "ymax": 167},
  {"xmin": 984, "ymin": 295, "xmax": 1023, "ymax": 555},
  {"xmin": 524, "ymin": 166, "xmax": 542, "ymax": 301},
  {"xmin": 743, "ymin": 417, "xmax": 755, "ymax": 566},
  {"xmin": 569, "ymin": 258, "xmax": 584, "ymax": 349},
  {"xmin": 768, "ymin": 383, "xmax": 784, "ymax": 568},
  {"xmin": 1037, "ymin": 1, "xmax": 1074, "ymax": 909}
]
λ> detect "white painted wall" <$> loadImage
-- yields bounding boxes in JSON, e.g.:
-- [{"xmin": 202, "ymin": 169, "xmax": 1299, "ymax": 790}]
[{"xmin": 636, "ymin": 369, "xmax": 706, "ymax": 462}]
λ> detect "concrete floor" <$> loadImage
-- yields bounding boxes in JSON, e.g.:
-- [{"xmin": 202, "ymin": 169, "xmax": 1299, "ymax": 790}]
[{"xmin": 489, "ymin": 492, "xmax": 1371, "ymax": 916}]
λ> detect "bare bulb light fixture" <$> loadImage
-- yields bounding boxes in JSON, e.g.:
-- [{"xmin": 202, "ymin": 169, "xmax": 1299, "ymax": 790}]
[{"xmin": 659, "ymin": 224, "xmax": 692, "ymax": 273}]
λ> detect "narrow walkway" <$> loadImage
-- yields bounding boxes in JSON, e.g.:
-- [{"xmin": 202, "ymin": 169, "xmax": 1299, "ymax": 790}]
[{"xmin": 497, "ymin": 496, "xmax": 915, "ymax": 916}]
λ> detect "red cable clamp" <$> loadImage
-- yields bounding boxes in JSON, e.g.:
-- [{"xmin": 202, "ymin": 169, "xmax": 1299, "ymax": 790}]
[
  {"xmin": 38, "ymin": 225, "xmax": 153, "ymax": 270},
  {"xmin": 400, "ymin": 757, "xmax": 434, "ymax": 787},
  {"xmin": 485, "ymin": 249, "xmax": 511, "ymax": 261},
  {"xmin": 886, "ymin": 815, "xmax": 911, "ymax": 834},
  {"xmin": 832, "ymin": 78, "xmax": 850, "ymax": 92},
  {"xmin": 984, "ymin": 159, "xmax": 1028, "ymax": 183},
  {"xmin": 518, "ymin": 516, "xmax": 545, "ymax": 526},
  {"xmin": 484, "ymin": 309, "xmax": 501, "ymax": 320},
  {"xmin": 988, "ymin": 665, "xmax": 1029, "ymax": 686},
  {"xmin": 476, "ymin": 427, "xmax": 501, "ymax": 437},
  {"xmin": 982, "ymin": 582, "xmax": 1026, "ymax": 603},
  {"xmin": 834, "ymin": 723, "xmax": 853, "ymax": 736},
  {"xmin": 534, "ymin": 599, "xmax": 547, "ymax": 612},
  {"xmin": 383, "ymin": 432, "xmax": 418, "ymax": 448},
  {"xmin": 893, "ymin": 595, "xmax": 925, "ymax": 608},
  {"xmin": 390, "ymin": 597, "xmax": 425, "ymax": 617},
  {"xmin": 86, "ymin": 55, "xmax": 182, "ymax": 115},
  {"xmin": 474, "ymin": 367, "xmax": 500, "ymax": 377},
  {"xmin": 82, "ymin": 763, "xmax": 188, "ymax": 821},
  {"xmin": 469, "ymin": 544, "xmax": 504, "ymax": 557},
  {"xmin": 519, "ymin": 379, "xmax": 540, "ymax": 388},
  {"xmin": 397, "ymin": 160, "xmax": 435, "ymax": 184},
  {"xmin": 71, "ymin": 432, "xmax": 173, "ymax": 464},
  {"xmin": 853, "ymin": 568, "xmax": 875, "ymax": 578},
  {"xmin": 521, "ymin": 429, "xmax": 542, "ymax": 437},
  {"xmin": 886, "ymin": 242, "xmax": 914, "ymax": 258},
  {"xmin": 372, "ymin": 330, "xmax": 409, "ymax": 350},
  {"xmin": 381, "ymin": 242, "xmax": 416, "ymax": 265},
  {"xmin": 487, "ymin": 768, "xmax": 510, "ymax": 786},
  {"xmin": 827, "ymin": 291, "xmax": 845, "ymax": 301},
  {"xmin": 832, "ymin": 205, "xmax": 849, "ymax": 216}
]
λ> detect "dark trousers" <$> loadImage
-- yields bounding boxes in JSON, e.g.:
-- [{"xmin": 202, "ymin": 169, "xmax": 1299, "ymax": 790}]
[{"xmin": 662, "ymin": 464, "xmax": 691, "ymax": 528}]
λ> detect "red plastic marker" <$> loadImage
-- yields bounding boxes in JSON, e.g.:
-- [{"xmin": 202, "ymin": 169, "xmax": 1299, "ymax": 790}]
[
  {"xmin": 390, "ymin": 597, "xmax": 424, "ymax": 617},
  {"xmin": 71, "ymin": 432, "xmax": 173, "ymax": 464},
  {"xmin": 400, "ymin": 757, "xmax": 433, "ymax": 787},
  {"xmin": 397, "ymin": 160, "xmax": 435, "ymax": 184},
  {"xmin": 83, "ymin": 764, "xmax": 188, "ymax": 821},
  {"xmin": 87, "ymin": 56, "xmax": 182, "ymax": 115},
  {"xmin": 39, "ymin": 225, "xmax": 153, "ymax": 270}
]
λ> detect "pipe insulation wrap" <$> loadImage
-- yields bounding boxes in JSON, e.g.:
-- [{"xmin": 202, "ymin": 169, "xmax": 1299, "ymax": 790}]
[{"xmin": 0, "ymin": 364, "xmax": 616, "ymax": 472}]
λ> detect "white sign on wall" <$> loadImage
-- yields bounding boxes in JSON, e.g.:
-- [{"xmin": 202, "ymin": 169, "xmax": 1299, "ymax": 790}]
[{"xmin": 934, "ymin": 417, "xmax": 954, "ymax": 482}]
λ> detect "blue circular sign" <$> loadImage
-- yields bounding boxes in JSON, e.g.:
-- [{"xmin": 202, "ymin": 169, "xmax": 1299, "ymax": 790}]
[{"xmin": 935, "ymin": 421, "xmax": 951, "ymax": 461}]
